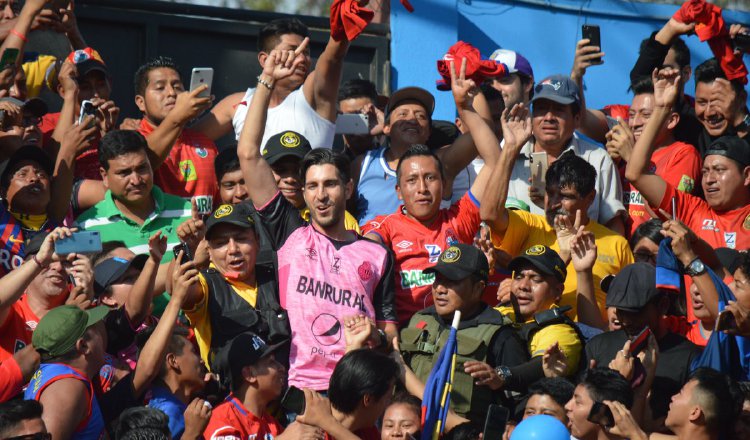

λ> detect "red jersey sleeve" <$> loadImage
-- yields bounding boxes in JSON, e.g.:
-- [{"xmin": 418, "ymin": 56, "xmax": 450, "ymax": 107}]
[
  {"xmin": 447, "ymin": 191, "xmax": 481, "ymax": 240},
  {"xmin": 204, "ymin": 417, "xmax": 243, "ymax": 440},
  {"xmin": 361, "ymin": 214, "xmax": 393, "ymax": 246},
  {"xmin": 0, "ymin": 356, "xmax": 23, "ymax": 402}
]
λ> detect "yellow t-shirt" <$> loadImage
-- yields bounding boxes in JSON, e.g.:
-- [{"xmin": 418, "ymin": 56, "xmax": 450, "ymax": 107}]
[
  {"xmin": 183, "ymin": 266, "xmax": 258, "ymax": 367},
  {"xmin": 495, "ymin": 305, "xmax": 582, "ymax": 376},
  {"xmin": 22, "ymin": 54, "xmax": 57, "ymax": 98},
  {"xmin": 492, "ymin": 210, "xmax": 634, "ymax": 320},
  {"xmin": 300, "ymin": 207, "xmax": 361, "ymax": 234}
]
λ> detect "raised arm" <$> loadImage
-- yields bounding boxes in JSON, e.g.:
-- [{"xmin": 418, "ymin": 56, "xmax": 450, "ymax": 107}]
[
  {"xmin": 48, "ymin": 115, "xmax": 96, "ymax": 222},
  {"xmin": 480, "ymin": 104, "xmax": 531, "ymax": 236},
  {"xmin": 571, "ymin": 38, "xmax": 609, "ymax": 143},
  {"xmin": 448, "ymin": 58, "xmax": 502, "ymax": 202},
  {"xmin": 303, "ymin": 36, "xmax": 350, "ymax": 122},
  {"xmin": 192, "ymin": 92, "xmax": 244, "ymax": 141},
  {"xmin": 237, "ymin": 38, "xmax": 310, "ymax": 208},
  {"xmin": 570, "ymin": 227, "xmax": 606, "ymax": 330},
  {"xmin": 124, "ymin": 232, "xmax": 166, "ymax": 328},
  {"xmin": 624, "ymin": 69, "xmax": 679, "ymax": 208}
]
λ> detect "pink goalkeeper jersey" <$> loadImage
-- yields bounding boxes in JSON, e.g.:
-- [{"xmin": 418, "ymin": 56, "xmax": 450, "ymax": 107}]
[{"xmin": 256, "ymin": 193, "xmax": 396, "ymax": 390}]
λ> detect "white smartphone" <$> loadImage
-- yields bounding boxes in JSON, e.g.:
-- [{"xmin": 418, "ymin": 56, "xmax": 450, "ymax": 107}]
[
  {"xmin": 530, "ymin": 151, "xmax": 549, "ymax": 193},
  {"xmin": 189, "ymin": 67, "xmax": 214, "ymax": 98},
  {"xmin": 335, "ymin": 113, "xmax": 369, "ymax": 135},
  {"xmin": 78, "ymin": 100, "xmax": 96, "ymax": 126}
]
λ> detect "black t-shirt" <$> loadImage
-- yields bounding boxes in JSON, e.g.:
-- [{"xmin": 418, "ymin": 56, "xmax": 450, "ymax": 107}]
[{"xmin": 584, "ymin": 329, "xmax": 702, "ymax": 418}]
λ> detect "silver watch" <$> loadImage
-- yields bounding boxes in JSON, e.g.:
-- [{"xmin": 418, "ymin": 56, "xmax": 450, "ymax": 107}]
[
  {"xmin": 495, "ymin": 365, "xmax": 512, "ymax": 383},
  {"xmin": 685, "ymin": 258, "xmax": 706, "ymax": 277}
]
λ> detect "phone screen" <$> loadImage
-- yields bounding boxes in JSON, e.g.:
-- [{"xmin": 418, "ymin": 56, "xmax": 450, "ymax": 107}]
[
  {"xmin": 587, "ymin": 401, "xmax": 614, "ymax": 427},
  {"xmin": 482, "ymin": 404, "xmax": 509, "ymax": 440},
  {"xmin": 582, "ymin": 25, "xmax": 602, "ymax": 64}
]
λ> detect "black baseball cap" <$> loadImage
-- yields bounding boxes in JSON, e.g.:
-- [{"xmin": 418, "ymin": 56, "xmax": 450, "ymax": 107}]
[
  {"xmin": 508, "ymin": 245, "xmax": 567, "ymax": 283},
  {"xmin": 424, "ymin": 243, "xmax": 489, "ymax": 281},
  {"xmin": 261, "ymin": 131, "xmax": 311, "ymax": 165},
  {"xmin": 93, "ymin": 255, "xmax": 149, "ymax": 297},
  {"xmin": 0, "ymin": 97, "xmax": 48, "ymax": 118},
  {"xmin": 205, "ymin": 203, "xmax": 255, "ymax": 238},
  {"xmin": 716, "ymin": 247, "xmax": 743, "ymax": 275},
  {"xmin": 214, "ymin": 147, "xmax": 240, "ymax": 181},
  {"xmin": 704, "ymin": 136, "xmax": 750, "ymax": 168},
  {"xmin": 0, "ymin": 145, "xmax": 54, "ymax": 188},
  {"xmin": 214, "ymin": 332, "xmax": 285, "ymax": 390},
  {"xmin": 385, "ymin": 86, "xmax": 435, "ymax": 119},
  {"xmin": 605, "ymin": 263, "xmax": 659, "ymax": 312}
]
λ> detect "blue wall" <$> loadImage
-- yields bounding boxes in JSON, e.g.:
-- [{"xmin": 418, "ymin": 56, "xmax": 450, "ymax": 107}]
[{"xmin": 391, "ymin": 0, "xmax": 750, "ymax": 121}]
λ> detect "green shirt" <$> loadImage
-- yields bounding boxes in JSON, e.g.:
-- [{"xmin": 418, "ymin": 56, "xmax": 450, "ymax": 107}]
[{"xmin": 76, "ymin": 186, "xmax": 191, "ymax": 260}]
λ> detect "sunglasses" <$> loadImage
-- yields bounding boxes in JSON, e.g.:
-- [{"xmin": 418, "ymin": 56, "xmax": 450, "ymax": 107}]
[{"xmin": 4, "ymin": 433, "xmax": 52, "ymax": 440}]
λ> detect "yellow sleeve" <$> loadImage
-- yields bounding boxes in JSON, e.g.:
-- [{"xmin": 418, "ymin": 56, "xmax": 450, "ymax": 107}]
[
  {"xmin": 491, "ymin": 210, "xmax": 534, "ymax": 256},
  {"xmin": 22, "ymin": 55, "xmax": 57, "ymax": 98},
  {"xmin": 183, "ymin": 273, "xmax": 213, "ymax": 367},
  {"xmin": 345, "ymin": 210, "xmax": 361, "ymax": 234},
  {"xmin": 529, "ymin": 324, "xmax": 582, "ymax": 376}
]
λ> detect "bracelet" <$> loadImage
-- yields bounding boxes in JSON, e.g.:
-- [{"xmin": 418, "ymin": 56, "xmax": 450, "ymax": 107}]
[
  {"xmin": 256, "ymin": 75, "xmax": 274, "ymax": 90},
  {"xmin": 10, "ymin": 29, "xmax": 27, "ymax": 43},
  {"xmin": 32, "ymin": 254, "xmax": 47, "ymax": 269}
]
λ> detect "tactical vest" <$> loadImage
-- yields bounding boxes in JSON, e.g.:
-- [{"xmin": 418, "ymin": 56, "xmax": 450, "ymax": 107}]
[
  {"xmin": 399, "ymin": 312, "xmax": 513, "ymax": 423},
  {"xmin": 202, "ymin": 263, "xmax": 290, "ymax": 369}
]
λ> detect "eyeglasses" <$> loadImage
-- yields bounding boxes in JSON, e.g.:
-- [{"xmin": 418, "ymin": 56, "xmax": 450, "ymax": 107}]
[{"xmin": 3, "ymin": 433, "xmax": 53, "ymax": 440}]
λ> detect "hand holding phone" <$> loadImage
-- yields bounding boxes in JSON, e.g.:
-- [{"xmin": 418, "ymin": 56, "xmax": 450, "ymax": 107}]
[
  {"xmin": 530, "ymin": 151, "xmax": 548, "ymax": 195},
  {"xmin": 54, "ymin": 231, "xmax": 103, "ymax": 255},
  {"xmin": 172, "ymin": 242, "xmax": 194, "ymax": 265},
  {"xmin": 78, "ymin": 100, "xmax": 97, "ymax": 127},
  {"xmin": 335, "ymin": 113, "xmax": 370, "ymax": 135},
  {"xmin": 629, "ymin": 326, "xmax": 652, "ymax": 356},
  {"xmin": 716, "ymin": 309, "xmax": 738, "ymax": 332},
  {"xmin": 281, "ymin": 386, "xmax": 306, "ymax": 415},
  {"xmin": 582, "ymin": 25, "xmax": 603, "ymax": 65},
  {"xmin": 587, "ymin": 401, "xmax": 614, "ymax": 427},
  {"xmin": 189, "ymin": 68, "xmax": 214, "ymax": 99}
]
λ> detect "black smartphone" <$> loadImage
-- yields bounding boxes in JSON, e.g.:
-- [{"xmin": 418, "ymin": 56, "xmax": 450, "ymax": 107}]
[
  {"xmin": 716, "ymin": 309, "xmax": 738, "ymax": 332},
  {"xmin": 534, "ymin": 305, "xmax": 572, "ymax": 326},
  {"xmin": 629, "ymin": 326, "xmax": 652, "ymax": 356},
  {"xmin": 281, "ymin": 386, "xmax": 306, "ymax": 415},
  {"xmin": 482, "ymin": 404, "xmax": 510, "ymax": 440},
  {"xmin": 734, "ymin": 32, "xmax": 750, "ymax": 52},
  {"xmin": 172, "ymin": 242, "xmax": 193, "ymax": 264},
  {"xmin": 0, "ymin": 48, "xmax": 19, "ymax": 72},
  {"xmin": 582, "ymin": 24, "xmax": 603, "ymax": 65},
  {"xmin": 587, "ymin": 401, "xmax": 614, "ymax": 427}
]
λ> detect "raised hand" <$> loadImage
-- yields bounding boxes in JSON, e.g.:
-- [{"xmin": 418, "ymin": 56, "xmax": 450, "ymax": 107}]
[
  {"xmin": 148, "ymin": 231, "xmax": 167, "ymax": 263},
  {"xmin": 571, "ymin": 227, "xmax": 597, "ymax": 273},
  {"xmin": 62, "ymin": 116, "xmax": 97, "ymax": 153},
  {"xmin": 177, "ymin": 199, "xmax": 206, "ymax": 253},
  {"xmin": 171, "ymin": 86, "xmax": 212, "ymax": 125},
  {"xmin": 571, "ymin": 38, "xmax": 604, "ymax": 82},
  {"xmin": 171, "ymin": 254, "xmax": 199, "ymax": 304},
  {"xmin": 660, "ymin": 218, "xmax": 698, "ymax": 267},
  {"xmin": 58, "ymin": 61, "xmax": 79, "ymax": 95},
  {"xmin": 542, "ymin": 342, "xmax": 568, "ymax": 378},
  {"xmin": 554, "ymin": 209, "xmax": 582, "ymax": 263},
  {"xmin": 36, "ymin": 227, "xmax": 74, "ymax": 268},
  {"xmin": 604, "ymin": 400, "xmax": 648, "ymax": 440},
  {"xmin": 65, "ymin": 285, "xmax": 91, "ymax": 310},
  {"xmin": 450, "ymin": 57, "xmax": 479, "ymax": 110},
  {"xmin": 67, "ymin": 253, "xmax": 94, "ymax": 296},
  {"xmin": 500, "ymin": 103, "xmax": 532, "ymax": 151},
  {"xmin": 608, "ymin": 339, "xmax": 635, "ymax": 381},
  {"xmin": 183, "ymin": 398, "xmax": 212, "ymax": 440},
  {"xmin": 343, "ymin": 314, "xmax": 377, "ymax": 351},
  {"xmin": 652, "ymin": 68, "xmax": 681, "ymax": 109},
  {"xmin": 605, "ymin": 118, "xmax": 635, "ymax": 163},
  {"xmin": 263, "ymin": 36, "xmax": 311, "ymax": 82}
]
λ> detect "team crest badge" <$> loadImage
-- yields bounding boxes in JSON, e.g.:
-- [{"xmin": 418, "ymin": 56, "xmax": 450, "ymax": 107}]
[
  {"xmin": 441, "ymin": 246, "xmax": 461, "ymax": 263},
  {"xmin": 526, "ymin": 245, "xmax": 546, "ymax": 256},
  {"xmin": 744, "ymin": 213, "xmax": 750, "ymax": 230},
  {"xmin": 280, "ymin": 131, "xmax": 301, "ymax": 148},
  {"xmin": 195, "ymin": 147, "xmax": 208, "ymax": 158},
  {"xmin": 214, "ymin": 204, "xmax": 233, "ymax": 218}
]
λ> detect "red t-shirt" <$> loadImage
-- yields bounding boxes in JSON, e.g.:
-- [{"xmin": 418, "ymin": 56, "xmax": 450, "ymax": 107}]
[
  {"xmin": 41, "ymin": 112, "xmax": 101, "ymax": 181},
  {"xmin": 362, "ymin": 192, "xmax": 481, "ymax": 324},
  {"xmin": 624, "ymin": 141, "xmax": 701, "ymax": 237},
  {"xmin": 0, "ymin": 356, "xmax": 23, "ymax": 402},
  {"xmin": 204, "ymin": 395, "xmax": 284, "ymax": 440},
  {"xmin": 0, "ymin": 294, "xmax": 39, "ymax": 363},
  {"xmin": 138, "ymin": 119, "xmax": 219, "ymax": 214}
]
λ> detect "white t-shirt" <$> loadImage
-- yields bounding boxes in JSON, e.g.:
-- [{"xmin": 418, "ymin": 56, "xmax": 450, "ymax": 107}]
[{"xmin": 232, "ymin": 86, "xmax": 335, "ymax": 149}]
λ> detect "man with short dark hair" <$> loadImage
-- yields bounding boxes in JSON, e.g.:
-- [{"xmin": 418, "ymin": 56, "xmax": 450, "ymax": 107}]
[
  {"xmin": 0, "ymin": 400, "xmax": 47, "ymax": 439},
  {"xmin": 76, "ymin": 130, "xmax": 191, "ymax": 255},
  {"xmin": 336, "ymin": 78, "xmax": 383, "ymax": 157},
  {"xmin": 399, "ymin": 244, "xmax": 528, "ymax": 423},
  {"xmin": 505, "ymin": 74, "xmax": 625, "ymax": 233},
  {"xmin": 564, "ymin": 368, "xmax": 633, "ymax": 440},
  {"xmin": 523, "ymin": 378, "xmax": 575, "ymax": 425},
  {"xmin": 584, "ymin": 263, "xmax": 701, "ymax": 420},
  {"xmin": 134, "ymin": 57, "xmax": 218, "ymax": 213}
]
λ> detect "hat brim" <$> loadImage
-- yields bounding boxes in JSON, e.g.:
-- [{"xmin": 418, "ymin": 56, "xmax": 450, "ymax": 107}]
[
  {"xmin": 86, "ymin": 305, "xmax": 110, "ymax": 328},
  {"xmin": 77, "ymin": 61, "xmax": 108, "ymax": 78},
  {"xmin": 206, "ymin": 219, "xmax": 255, "ymax": 238},
  {"xmin": 387, "ymin": 87, "xmax": 436, "ymax": 117},
  {"xmin": 264, "ymin": 149, "xmax": 307, "ymax": 166},
  {"xmin": 423, "ymin": 264, "xmax": 474, "ymax": 282},
  {"xmin": 1, "ymin": 146, "xmax": 54, "ymax": 187},
  {"xmin": 531, "ymin": 94, "xmax": 577, "ymax": 106},
  {"xmin": 508, "ymin": 255, "xmax": 564, "ymax": 282},
  {"xmin": 23, "ymin": 98, "xmax": 48, "ymax": 118}
]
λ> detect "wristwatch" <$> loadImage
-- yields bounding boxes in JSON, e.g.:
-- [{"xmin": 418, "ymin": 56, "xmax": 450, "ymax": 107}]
[
  {"xmin": 494, "ymin": 365, "xmax": 512, "ymax": 385},
  {"xmin": 685, "ymin": 258, "xmax": 707, "ymax": 277}
]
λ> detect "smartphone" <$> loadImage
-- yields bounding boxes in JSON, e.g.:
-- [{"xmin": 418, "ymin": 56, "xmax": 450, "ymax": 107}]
[
  {"xmin": 716, "ymin": 309, "xmax": 738, "ymax": 332},
  {"xmin": 172, "ymin": 242, "xmax": 193, "ymax": 265},
  {"xmin": 629, "ymin": 326, "xmax": 652, "ymax": 356},
  {"xmin": 281, "ymin": 386, "xmax": 306, "ymax": 415},
  {"xmin": 189, "ymin": 68, "xmax": 214, "ymax": 99},
  {"xmin": 588, "ymin": 401, "xmax": 614, "ymax": 427},
  {"xmin": 582, "ymin": 24, "xmax": 603, "ymax": 65},
  {"xmin": 0, "ymin": 48, "xmax": 18, "ymax": 72},
  {"xmin": 482, "ymin": 404, "xmax": 510, "ymax": 440},
  {"xmin": 55, "ymin": 231, "xmax": 103, "ymax": 255},
  {"xmin": 335, "ymin": 113, "xmax": 370, "ymax": 135},
  {"xmin": 733, "ymin": 32, "xmax": 750, "ymax": 52},
  {"xmin": 534, "ymin": 305, "xmax": 572, "ymax": 326},
  {"xmin": 530, "ymin": 152, "xmax": 548, "ymax": 195},
  {"xmin": 78, "ymin": 100, "xmax": 97, "ymax": 126}
]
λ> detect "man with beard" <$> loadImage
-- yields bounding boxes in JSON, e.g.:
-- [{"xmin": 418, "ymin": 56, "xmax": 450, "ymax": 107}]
[
  {"xmin": 76, "ymin": 130, "xmax": 191, "ymax": 255},
  {"xmin": 237, "ymin": 43, "xmax": 396, "ymax": 394},
  {"xmin": 482, "ymin": 141, "xmax": 633, "ymax": 320}
]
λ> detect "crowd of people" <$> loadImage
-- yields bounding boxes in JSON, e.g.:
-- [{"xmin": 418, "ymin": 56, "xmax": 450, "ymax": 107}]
[{"xmin": 2, "ymin": 0, "xmax": 750, "ymax": 439}]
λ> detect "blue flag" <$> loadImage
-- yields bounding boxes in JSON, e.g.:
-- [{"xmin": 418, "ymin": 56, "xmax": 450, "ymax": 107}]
[{"xmin": 421, "ymin": 313, "xmax": 460, "ymax": 440}]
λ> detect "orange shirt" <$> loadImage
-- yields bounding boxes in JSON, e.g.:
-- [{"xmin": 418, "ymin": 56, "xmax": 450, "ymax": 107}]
[
  {"xmin": 138, "ymin": 120, "xmax": 219, "ymax": 214},
  {"xmin": 624, "ymin": 141, "xmax": 701, "ymax": 237},
  {"xmin": 204, "ymin": 395, "xmax": 283, "ymax": 440},
  {"xmin": 0, "ymin": 294, "xmax": 39, "ymax": 362}
]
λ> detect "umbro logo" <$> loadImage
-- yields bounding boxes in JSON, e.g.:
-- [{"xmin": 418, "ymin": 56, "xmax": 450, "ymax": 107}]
[{"xmin": 395, "ymin": 240, "xmax": 413, "ymax": 250}]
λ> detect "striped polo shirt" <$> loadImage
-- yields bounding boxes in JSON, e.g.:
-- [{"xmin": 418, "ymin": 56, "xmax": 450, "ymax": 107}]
[{"xmin": 75, "ymin": 186, "xmax": 191, "ymax": 258}]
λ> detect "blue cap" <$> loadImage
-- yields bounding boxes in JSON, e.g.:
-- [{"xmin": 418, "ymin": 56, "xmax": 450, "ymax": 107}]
[
  {"xmin": 532, "ymin": 74, "xmax": 580, "ymax": 106},
  {"xmin": 510, "ymin": 415, "xmax": 569, "ymax": 440}
]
